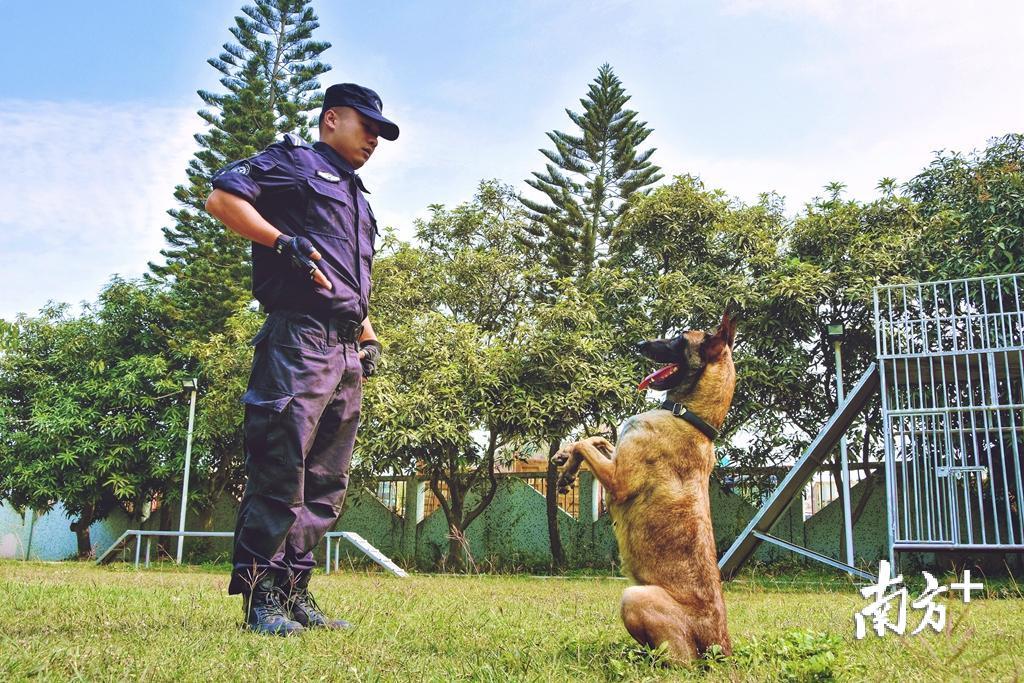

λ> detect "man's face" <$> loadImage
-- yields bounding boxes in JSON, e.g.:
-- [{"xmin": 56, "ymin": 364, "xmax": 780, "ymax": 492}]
[{"xmin": 320, "ymin": 106, "xmax": 381, "ymax": 169}]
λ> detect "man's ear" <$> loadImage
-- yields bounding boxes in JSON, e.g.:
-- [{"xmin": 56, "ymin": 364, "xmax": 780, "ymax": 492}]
[
  {"xmin": 716, "ymin": 302, "xmax": 739, "ymax": 347},
  {"xmin": 321, "ymin": 107, "xmax": 337, "ymax": 133}
]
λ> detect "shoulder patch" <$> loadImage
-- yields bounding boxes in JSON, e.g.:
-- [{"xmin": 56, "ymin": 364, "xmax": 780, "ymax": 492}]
[
  {"xmin": 213, "ymin": 158, "xmax": 252, "ymax": 180},
  {"xmin": 284, "ymin": 133, "xmax": 310, "ymax": 148}
]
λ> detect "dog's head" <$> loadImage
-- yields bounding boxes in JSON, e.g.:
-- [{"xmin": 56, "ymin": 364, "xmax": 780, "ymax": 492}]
[{"xmin": 637, "ymin": 307, "xmax": 738, "ymax": 392}]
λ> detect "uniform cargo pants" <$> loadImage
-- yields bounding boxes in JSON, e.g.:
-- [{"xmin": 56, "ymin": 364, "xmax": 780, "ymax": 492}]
[{"xmin": 229, "ymin": 310, "xmax": 362, "ymax": 594}]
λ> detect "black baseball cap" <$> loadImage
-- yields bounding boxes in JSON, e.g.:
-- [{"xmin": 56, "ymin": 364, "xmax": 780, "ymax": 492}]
[{"xmin": 321, "ymin": 83, "xmax": 400, "ymax": 141}]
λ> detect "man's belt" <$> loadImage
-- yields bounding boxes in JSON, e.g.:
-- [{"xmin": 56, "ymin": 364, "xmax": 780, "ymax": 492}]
[
  {"xmin": 331, "ymin": 317, "xmax": 364, "ymax": 343},
  {"xmin": 273, "ymin": 310, "xmax": 363, "ymax": 343}
]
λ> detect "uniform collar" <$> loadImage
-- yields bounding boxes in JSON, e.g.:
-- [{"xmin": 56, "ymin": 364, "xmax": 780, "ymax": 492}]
[{"xmin": 312, "ymin": 141, "xmax": 370, "ymax": 194}]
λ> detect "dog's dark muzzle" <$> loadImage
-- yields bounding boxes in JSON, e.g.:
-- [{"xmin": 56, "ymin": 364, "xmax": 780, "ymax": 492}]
[{"xmin": 636, "ymin": 338, "xmax": 706, "ymax": 392}]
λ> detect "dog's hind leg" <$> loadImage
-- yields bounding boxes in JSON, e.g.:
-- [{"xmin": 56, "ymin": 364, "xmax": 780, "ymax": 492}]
[{"xmin": 620, "ymin": 585, "xmax": 698, "ymax": 664}]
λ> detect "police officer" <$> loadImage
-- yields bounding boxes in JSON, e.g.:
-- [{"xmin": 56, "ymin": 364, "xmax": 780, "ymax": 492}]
[{"xmin": 205, "ymin": 83, "xmax": 398, "ymax": 636}]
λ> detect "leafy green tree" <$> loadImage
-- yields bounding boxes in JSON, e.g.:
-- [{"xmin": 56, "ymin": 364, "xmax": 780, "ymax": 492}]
[
  {"xmin": 511, "ymin": 281, "xmax": 645, "ymax": 566},
  {"xmin": 0, "ymin": 319, "xmax": 15, "ymax": 350},
  {"xmin": 611, "ymin": 175, "xmax": 792, "ymax": 464},
  {"xmin": 611, "ymin": 174, "xmax": 935, "ymax": 560},
  {"xmin": 149, "ymin": 0, "xmax": 331, "ymax": 338},
  {"xmin": 521, "ymin": 63, "xmax": 663, "ymax": 279},
  {"xmin": 183, "ymin": 306, "xmax": 264, "ymax": 529},
  {"xmin": 518, "ymin": 64, "xmax": 662, "ymax": 566},
  {"xmin": 906, "ymin": 133, "xmax": 1024, "ymax": 279},
  {"xmin": 358, "ymin": 182, "xmax": 542, "ymax": 569},
  {"xmin": 0, "ymin": 281, "xmax": 184, "ymax": 557}
]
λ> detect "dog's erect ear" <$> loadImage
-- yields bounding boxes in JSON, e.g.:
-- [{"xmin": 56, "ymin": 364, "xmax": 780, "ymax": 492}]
[
  {"xmin": 701, "ymin": 335, "xmax": 727, "ymax": 362},
  {"xmin": 716, "ymin": 302, "xmax": 739, "ymax": 348}
]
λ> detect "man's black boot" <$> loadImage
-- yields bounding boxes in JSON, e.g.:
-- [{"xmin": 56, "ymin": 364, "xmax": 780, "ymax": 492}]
[
  {"xmin": 243, "ymin": 576, "xmax": 305, "ymax": 636},
  {"xmin": 285, "ymin": 571, "xmax": 351, "ymax": 630}
]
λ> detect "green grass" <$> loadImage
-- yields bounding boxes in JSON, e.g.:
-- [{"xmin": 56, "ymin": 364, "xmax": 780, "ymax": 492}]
[{"xmin": 0, "ymin": 561, "xmax": 1021, "ymax": 681}]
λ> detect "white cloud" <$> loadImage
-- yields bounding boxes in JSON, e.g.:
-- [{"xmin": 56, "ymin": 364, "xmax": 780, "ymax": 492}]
[
  {"xmin": 722, "ymin": 0, "xmax": 1024, "ymax": 76},
  {"xmin": 643, "ymin": 0, "xmax": 1024, "ymax": 209},
  {"xmin": 0, "ymin": 100, "xmax": 197, "ymax": 319},
  {"xmin": 361, "ymin": 97, "xmax": 547, "ymax": 236},
  {"xmin": 3, "ymin": 1, "xmax": 1022, "ymax": 320}
]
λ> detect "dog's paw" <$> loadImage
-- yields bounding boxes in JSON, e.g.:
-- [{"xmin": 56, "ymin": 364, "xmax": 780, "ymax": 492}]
[
  {"xmin": 550, "ymin": 446, "xmax": 572, "ymax": 467},
  {"xmin": 556, "ymin": 473, "xmax": 576, "ymax": 494}
]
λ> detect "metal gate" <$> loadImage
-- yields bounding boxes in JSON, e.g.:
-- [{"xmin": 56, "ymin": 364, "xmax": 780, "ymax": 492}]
[{"xmin": 875, "ymin": 273, "xmax": 1024, "ymax": 563}]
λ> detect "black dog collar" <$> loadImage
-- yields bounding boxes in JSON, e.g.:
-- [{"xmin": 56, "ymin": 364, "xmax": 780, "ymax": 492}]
[{"xmin": 660, "ymin": 400, "xmax": 720, "ymax": 441}]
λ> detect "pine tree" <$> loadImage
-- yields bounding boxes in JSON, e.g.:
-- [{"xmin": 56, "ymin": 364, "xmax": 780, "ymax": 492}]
[
  {"xmin": 521, "ymin": 64, "xmax": 663, "ymax": 279},
  {"xmin": 149, "ymin": 0, "xmax": 330, "ymax": 338},
  {"xmin": 519, "ymin": 64, "xmax": 661, "ymax": 568}
]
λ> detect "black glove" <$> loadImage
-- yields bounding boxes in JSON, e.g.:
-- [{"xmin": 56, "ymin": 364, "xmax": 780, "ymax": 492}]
[
  {"xmin": 359, "ymin": 339, "xmax": 382, "ymax": 377},
  {"xmin": 274, "ymin": 234, "xmax": 318, "ymax": 280}
]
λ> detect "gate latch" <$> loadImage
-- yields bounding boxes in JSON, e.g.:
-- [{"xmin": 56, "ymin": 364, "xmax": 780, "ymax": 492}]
[{"xmin": 936, "ymin": 465, "xmax": 988, "ymax": 481}]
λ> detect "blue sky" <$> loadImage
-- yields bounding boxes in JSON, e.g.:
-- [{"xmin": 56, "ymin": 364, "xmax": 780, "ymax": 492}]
[{"xmin": 1, "ymin": 0, "xmax": 1022, "ymax": 320}]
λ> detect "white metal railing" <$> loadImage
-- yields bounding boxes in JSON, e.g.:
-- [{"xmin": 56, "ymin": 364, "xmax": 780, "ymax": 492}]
[{"xmin": 875, "ymin": 273, "xmax": 1024, "ymax": 560}]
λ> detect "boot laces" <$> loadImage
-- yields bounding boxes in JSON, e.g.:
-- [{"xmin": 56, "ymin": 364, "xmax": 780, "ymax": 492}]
[
  {"xmin": 296, "ymin": 587, "xmax": 325, "ymax": 617},
  {"xmin": 256, "ymin": 587, "xmax": 290, "ymax": 620}
]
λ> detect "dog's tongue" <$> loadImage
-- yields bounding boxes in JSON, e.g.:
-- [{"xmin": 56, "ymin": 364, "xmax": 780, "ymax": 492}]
[{"xmin": 638, "ymin": 363, "xmax": 679, "ymax": 391}]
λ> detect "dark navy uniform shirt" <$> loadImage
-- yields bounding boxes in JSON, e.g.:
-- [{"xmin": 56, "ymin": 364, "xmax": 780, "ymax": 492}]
[{"xmin": 211, "ymin": 135, "xmax": 378, "ymax": 322}]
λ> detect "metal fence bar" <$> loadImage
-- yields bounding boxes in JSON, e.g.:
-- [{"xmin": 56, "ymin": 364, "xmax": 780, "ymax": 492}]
[
  {"xmin": 877, "ymin": 281, "xmax": 898, "ymax": 566},
  {"xmin": 875, "ymin": 272, "xmax": 1024, "ymax": 560},
  {"xmin": 95, "ymin": 530, "xmax": 235, "ymax": 565},
  {"xmin": 926, "ymin": 285, "xmax": 953, "ymax": 542},
  {"xmin": 980, "ymin": 279, "xmax": 1012, "ymax": 544}
]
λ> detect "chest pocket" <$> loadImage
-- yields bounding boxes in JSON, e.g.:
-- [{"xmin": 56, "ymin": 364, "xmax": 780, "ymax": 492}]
[{"xmin": 304, "ymin": 176, "xmax": 352, "ymax": 241}]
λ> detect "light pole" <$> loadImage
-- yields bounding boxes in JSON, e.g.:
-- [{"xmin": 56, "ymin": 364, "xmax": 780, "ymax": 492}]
[
  {"xmin": 827, "ymin": 322, "xmax": 855, "ymax": 567},
  {"xmin": 176, "ymin": 378, "xmax": 198, "ymax": 564}
]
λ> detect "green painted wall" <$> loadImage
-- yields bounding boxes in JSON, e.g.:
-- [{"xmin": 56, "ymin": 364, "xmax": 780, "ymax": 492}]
[
  {"xmin": 15, "ymin": 466, "xmax": 1022, "ymax": 574},
  {"xmin": 328, "ymin": 472, "xmax": 875, "ymax": 572}
]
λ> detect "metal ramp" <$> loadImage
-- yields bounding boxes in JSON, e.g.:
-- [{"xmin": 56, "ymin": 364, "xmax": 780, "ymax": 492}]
[
  {"xmin": 96, "ymin": 529, "xmax": 408, "ymax": 577},
  {"xmin": 718, "ymin": 363, "xmax": 879, "ymax": 581},
  {"xmin": 324, "ymin": 531, "xmax": 408, "ymax": 577}
]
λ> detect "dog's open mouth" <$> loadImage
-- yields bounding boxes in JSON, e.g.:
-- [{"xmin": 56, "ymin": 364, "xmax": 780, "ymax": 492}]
[{"xmin": 638, "ymin": 363, "xmax": 680, "ymax": 391}]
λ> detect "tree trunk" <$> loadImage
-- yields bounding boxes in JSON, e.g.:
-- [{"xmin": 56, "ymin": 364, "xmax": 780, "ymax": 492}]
[
  {"xmin": 445, "ymin": 502, "xmax": 469, "ymax": 573},
  {"xmin": 447, "ymin": 524, "xmax": 465, "ymax": 572},
  {"xmin": 546, "ymin": 439, "xmax": 566, "ymax": 570},
  {"xmin": 189, "ymin": 504, "xmax": 219, "ymax": 561},
  {"xmin": 197, "ymin": 504, "xmax": 216, "ymax": 531},
  {"xmin": 829, "ymin": 462, "xmax": 847, "ymax": 559},
  {"xmin": 850, "ymin": 429, "xmax": 880, "ymax": 529},
  {"xmin": 69, "ymin": 511, "xmax": 94, "ymax": 559},
  {"xmin": 433, "ymin": 475, "xmax": 468, "ymax": 572}
]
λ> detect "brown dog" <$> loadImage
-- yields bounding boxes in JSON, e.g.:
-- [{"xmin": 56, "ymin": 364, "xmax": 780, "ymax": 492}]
[{"xmin": 553, "ymin": 308, "xmax": 737, "ymax": 663}]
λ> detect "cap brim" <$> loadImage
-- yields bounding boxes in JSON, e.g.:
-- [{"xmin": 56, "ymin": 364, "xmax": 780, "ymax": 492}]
[{"xmin": 353, "ymin": 105, "xmax": 400, "ymax": 141}]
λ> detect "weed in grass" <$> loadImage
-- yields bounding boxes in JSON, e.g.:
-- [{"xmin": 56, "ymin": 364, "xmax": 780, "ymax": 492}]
[{"xmin": 699, "ymin": 629, "xmax": 857, "ymax": 682}]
